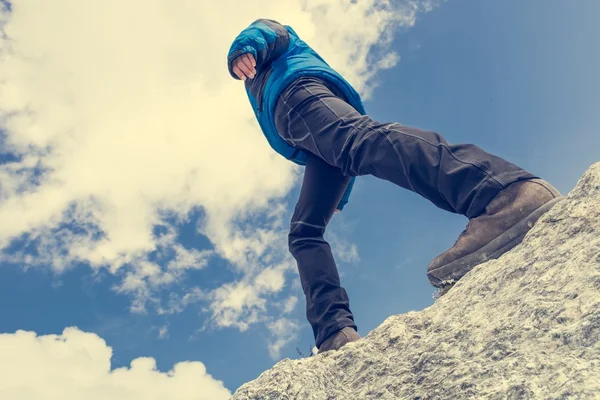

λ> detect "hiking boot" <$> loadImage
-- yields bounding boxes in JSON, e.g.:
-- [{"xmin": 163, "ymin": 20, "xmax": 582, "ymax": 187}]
[
  {"xmin": 427, "ymin": 178, "xmax": 564, "ymax": 288},
  {"xmin": 318, "ymin": 327, "xmax": 360, "ymax": 353}
]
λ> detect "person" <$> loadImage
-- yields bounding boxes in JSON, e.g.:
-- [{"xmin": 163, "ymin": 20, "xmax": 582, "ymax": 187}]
[{"xmin": 226, "ymin": 19, "xmax": 564, "ymax": 353}]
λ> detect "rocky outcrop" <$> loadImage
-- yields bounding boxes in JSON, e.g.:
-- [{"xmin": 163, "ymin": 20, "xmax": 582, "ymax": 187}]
[{"xmin": 232, "ymin": 163, "xmax": 600, "ymax": 400}]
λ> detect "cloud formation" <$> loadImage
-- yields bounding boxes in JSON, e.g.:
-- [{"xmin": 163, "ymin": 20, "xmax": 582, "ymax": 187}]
[
  {"xmin": 0, "ymin": 328, "xmax": 232, "ymax": 399},
  {"xmin": 0, "ymin": 0, "xmax": 437, "ymax": 349}
]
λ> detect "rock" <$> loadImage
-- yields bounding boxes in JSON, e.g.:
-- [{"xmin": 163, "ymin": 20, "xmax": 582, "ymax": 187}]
[{"xmin": 232, "ymin": 163, "xmax": 600, "ymax": 400}]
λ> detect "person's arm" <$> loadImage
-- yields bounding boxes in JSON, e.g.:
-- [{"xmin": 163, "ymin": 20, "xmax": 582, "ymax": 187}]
[
  {"xmin": 227, "ymin": 19, "xmax": 290, "ymax": 80},
  {"xmin": 228, "ymin": 20, "xmax": 354, "ymax": 211},
  {"xmin": 335, "ymin": 177, "xmax": 356, "ymax": 212}
]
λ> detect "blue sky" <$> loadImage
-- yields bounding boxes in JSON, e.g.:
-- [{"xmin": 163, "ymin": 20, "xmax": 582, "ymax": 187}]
[{"xmin": 0, "ymin": 0, "xmax": 599, "ymax": 395}]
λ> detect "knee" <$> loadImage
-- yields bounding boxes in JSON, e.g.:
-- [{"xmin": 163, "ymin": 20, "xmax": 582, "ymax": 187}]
[
  {"xmin": 288, "ymin": 231, "xmax": 306, "ymax": 257},
  {"xmin": 339, "ymin": 126, "xmax": 386, "ymax": 176},
  {"xmin": 288, "ymin": 223, "xmax": 326, "ymax": 255},
  {"xmin": 288, "ymin": 227, "xmax": 307, "ymax": 255},
  {"xmin": 288, "ymin": 231, "xmax": 300, "ymax": 255}
]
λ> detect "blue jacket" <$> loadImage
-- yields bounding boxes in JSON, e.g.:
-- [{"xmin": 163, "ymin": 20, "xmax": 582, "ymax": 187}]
[{"xmin": 227, "ymin": 19, "xmax": 367, "ymax": 211}]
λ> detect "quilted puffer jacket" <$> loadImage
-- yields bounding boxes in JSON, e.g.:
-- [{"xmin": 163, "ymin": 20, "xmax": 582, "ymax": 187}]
[{"xmin": 227, "ymin": 18, "xmax": 367, "ymax": 210}]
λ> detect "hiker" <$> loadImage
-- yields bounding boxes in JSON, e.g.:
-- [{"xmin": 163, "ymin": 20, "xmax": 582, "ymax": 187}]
[{"xmin": 226, "ymin": 19, "xmax": 563, "ymax": 353}]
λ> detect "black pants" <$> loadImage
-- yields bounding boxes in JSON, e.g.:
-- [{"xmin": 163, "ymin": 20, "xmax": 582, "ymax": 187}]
[{"xmin": 274, "ymin": 76, "xmax": 536, "ymax": 348}]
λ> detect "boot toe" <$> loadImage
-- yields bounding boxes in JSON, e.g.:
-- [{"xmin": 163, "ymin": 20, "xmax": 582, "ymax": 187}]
[
  {"xmin": 427, "ymin": 179, "xmax": 564, "ymax": 289},
  {"xmin": 318, "ymin": 327, "xmax": 360, "ymax": 353}
]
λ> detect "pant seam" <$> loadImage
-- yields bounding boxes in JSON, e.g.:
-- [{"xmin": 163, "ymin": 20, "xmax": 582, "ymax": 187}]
[
  {"xmin": 467, "ymin": 170, "xmax": 530, "ymax": 217},
  {"xmin": 285, "ymin": 132, "xmax": 312, "ymax": 143},
  {"xmin": 468, "ymin": 174, "xmax": 494, "ymax": 216},
  {"xmin": 293, "ymin": 107, "xmax": 326, "ymax": 160},
  {"xmin": 280, "ymin": 97, "xmax": 296, "ymax": 142},
  {"xmin": 290, "ymin": 237, "xmax": 327, "ymax": 246},
  {"xmin": 291, "ymin": 221, "xmax": 326, "ymax": 230},
  {"xmin": 393, "ymin": 127, "xmax": 507, "ymax": 187},
  {"xmin": 305, "ymin": 84, "xmax": 348, "ymax": 121},
  {"xmin": 380, "ymin": 129, "xmax": 416, "ymax": 191}
]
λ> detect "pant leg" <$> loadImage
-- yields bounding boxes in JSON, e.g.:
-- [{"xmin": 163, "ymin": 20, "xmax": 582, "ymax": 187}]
[
  {"xmin": 274, "ymin": 77, "xmax": 537, "ymax": 218},
  {"xmin": 289, "ymin": 151, "xmax": 357, "ymax": 348}
]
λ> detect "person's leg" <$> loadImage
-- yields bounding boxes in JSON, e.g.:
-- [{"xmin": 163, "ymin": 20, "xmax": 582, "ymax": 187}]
[
  {"xmin": 274, "ymin": 76, "xmax": 562, "ymax": 290},
  {"xmin": 289, "ymin": 151, "xmax": 358, "ymax": 349},
  {"xmin": 275, "ymin": 76, "xmax": 535, "ymax": 218}
]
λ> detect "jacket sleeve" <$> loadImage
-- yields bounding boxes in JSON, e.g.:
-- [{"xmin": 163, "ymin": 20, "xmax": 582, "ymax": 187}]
[
  {"xmin": 227, "ymin": 19, "xmax": 290, "ymax": 80},
  {"xmin": 336, "ymin": 176, "xmax": 356, "ymax": 211}
]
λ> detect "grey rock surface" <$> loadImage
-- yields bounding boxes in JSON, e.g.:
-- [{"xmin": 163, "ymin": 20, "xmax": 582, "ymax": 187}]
[{"xmin": 232, "ymin": 163, "xmax": 600, "ymax": 400}]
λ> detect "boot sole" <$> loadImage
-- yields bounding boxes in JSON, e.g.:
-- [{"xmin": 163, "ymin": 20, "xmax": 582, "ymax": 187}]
[{"xmin": 427, "ymin": 195, "xmax": 565, "ymax": 288}]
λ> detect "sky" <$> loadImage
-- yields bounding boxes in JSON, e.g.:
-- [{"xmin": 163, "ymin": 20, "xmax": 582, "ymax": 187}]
[{"xmin": 0, "ymin": 0, "xmax": 599, "ymax": 397}]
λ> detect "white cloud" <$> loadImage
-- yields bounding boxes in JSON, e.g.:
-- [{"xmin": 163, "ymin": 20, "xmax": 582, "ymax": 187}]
[
  {"xmin": 0, "ymin": 0, "xmax": 440, "ymax": 331},
  {"xmin": 0, "ymin": 327, "xmax": 231, "ymax": 400},
  {"xmin": 158, "ymin": 287, "xmax": 207, "ymax": 315},
  {"xmin": 203, "ymin": 262, "xmax": 291, "ymax": 332},
  {"xmin": 267, "ymin": 317, "xmax": 300, "ymax": 359},
  {"xmin": 330, "ymin": 231, "xmax": 361, "ymax": 265},
  {"xmin": 327, "ymin": 215, "xmax": 361, "ymax": 274},
  {"xmin": 283, "ymin": 295, "xmax": 299, "ymax": 314},
  {"xmin": 157, "ymin": 324, "xmax": 169, "ymax": 340}
]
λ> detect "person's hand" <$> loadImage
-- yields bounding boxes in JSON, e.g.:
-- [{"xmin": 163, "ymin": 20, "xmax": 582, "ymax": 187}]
[
  {"xmin": 232, "ymin": 53, "xmax": 256, "ymax": 81},
  {"xmin": 334, "ymin": 209, "xmax": 340, "ymax": 213}
]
